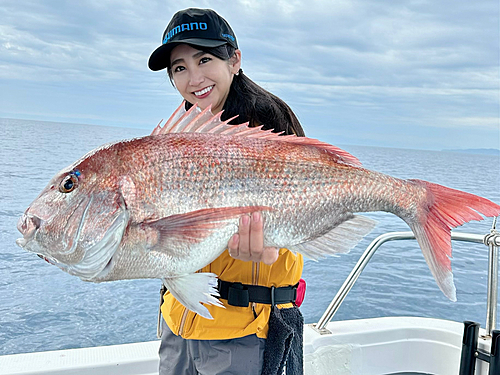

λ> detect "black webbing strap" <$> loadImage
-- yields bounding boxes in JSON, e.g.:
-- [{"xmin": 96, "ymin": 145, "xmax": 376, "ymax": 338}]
[{"xmin": 217, "ymin": 280, "xmax": 298, "ymax": 307}]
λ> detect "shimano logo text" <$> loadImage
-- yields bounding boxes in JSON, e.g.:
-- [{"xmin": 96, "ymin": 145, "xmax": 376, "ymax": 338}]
[{"xmin": 163, "ymin": 22, "xmax": 208, "ymax": 44}]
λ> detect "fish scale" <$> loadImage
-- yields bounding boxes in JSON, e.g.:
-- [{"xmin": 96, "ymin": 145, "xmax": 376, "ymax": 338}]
[{"xmin": 16, "ymin": 102, "xmax": 500, "ymax": 319}]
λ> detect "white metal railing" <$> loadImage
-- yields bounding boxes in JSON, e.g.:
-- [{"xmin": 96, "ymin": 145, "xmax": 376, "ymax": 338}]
[{"xmin": 314, "ymin": 219, "xmax": 500, "ymax": 336}]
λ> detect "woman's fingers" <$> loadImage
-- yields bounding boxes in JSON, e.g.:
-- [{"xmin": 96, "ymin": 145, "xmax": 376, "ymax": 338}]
[
  {"xmin": 236, "ymin": 215, "xmax": 251, "ymax": 261},
  {"xmin": 249, "ymin": 212, "xmax": 264, "ymax": 259},
  {"xmin": 227, "ymin": 212, "xmax": 279, "ymax": 265},
  {"xmin": 228, "ymin": 233, "xmax": 239, "ymax": 258}
]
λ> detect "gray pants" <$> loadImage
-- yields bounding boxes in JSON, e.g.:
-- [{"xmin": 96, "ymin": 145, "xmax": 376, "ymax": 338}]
[{"xmin": 159, "ymin": 321, "xmax": 266, "ymax": 375}]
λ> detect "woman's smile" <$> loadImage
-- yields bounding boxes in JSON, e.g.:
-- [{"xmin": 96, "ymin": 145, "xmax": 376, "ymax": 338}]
[{"xmin": 193, "ymin": 85, "xmax": 215, "ymax": 99}]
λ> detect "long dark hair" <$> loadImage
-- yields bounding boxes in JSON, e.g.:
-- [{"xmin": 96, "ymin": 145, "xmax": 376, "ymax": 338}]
[{"xmin": 167, "ymin": 44, "xmax": 305, "ymax": 137}]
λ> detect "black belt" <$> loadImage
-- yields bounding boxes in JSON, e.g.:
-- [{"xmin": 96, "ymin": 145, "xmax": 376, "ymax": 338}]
[{"xmin": 217, "ymin": 280, "xmax": 298, "ymax": 307}]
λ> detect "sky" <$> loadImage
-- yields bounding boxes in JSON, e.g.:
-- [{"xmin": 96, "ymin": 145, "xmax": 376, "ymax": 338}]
[{"xmin": 1, "ymin": 0, "xmax": 499, "ymax": 151}]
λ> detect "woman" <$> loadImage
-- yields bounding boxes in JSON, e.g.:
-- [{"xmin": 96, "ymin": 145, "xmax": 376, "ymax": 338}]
[{"xmin": 149, "ymin": 8, "xmax": 305, "ymax": 375}]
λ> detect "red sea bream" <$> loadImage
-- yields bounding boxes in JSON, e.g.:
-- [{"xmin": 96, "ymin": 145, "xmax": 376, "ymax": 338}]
[{"xmin": 16, "ymin": 103, "xmax": 500, "ymax": 318}]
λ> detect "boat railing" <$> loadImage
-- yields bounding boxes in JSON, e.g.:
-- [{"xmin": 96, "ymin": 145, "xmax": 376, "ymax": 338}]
[{"xmin": 314, "ymin": 218, "xmax": 500, "ymax": 336}]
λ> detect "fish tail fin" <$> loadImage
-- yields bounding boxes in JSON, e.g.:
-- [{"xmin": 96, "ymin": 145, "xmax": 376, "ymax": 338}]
[{"xmin": 407, "ymin": 179, "xmax": 500, "ymax": 301}]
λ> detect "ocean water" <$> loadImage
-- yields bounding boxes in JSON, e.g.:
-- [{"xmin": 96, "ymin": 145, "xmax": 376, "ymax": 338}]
[{"xmin": 0, "ymin": 117, "xmax": 499, "ymax": 356}]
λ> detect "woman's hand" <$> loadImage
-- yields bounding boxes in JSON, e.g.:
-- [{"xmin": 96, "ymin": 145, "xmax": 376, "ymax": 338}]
[{"xmin": 228, "ymin": 212, "xmax": 279, "ymax": 265}]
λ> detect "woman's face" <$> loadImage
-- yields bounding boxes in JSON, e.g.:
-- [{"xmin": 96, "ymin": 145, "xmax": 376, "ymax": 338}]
[{"xmin": 170, "ymin": 44, "xmax": 241, "ymax": 114}]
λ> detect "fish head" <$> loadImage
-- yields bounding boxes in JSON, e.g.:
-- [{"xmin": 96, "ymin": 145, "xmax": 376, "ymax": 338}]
[{"xmin": 16, "ymin": 162, "xmax": 130, "ymax": 281}]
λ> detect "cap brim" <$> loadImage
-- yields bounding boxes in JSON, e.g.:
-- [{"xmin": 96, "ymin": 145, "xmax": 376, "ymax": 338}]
[{"xmin": 148, "ymin": 39, "xmax": 228, "ymax": 71}]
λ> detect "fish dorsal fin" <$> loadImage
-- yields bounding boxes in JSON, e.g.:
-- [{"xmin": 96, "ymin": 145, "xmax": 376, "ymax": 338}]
[{"xmin": 152, "ymin": 101, "xmax": 362, "ymax": 167}]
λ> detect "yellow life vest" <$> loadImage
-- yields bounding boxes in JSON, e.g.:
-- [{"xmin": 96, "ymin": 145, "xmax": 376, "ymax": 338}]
[{"xmin": 161, "ymin": 248, "xmax": 303, "ymax": 340}]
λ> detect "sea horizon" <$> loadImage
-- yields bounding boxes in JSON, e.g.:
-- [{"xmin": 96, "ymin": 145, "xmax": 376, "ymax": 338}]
[{"xmin": 2, "ymin": 116, "xmax": 498, "ymax": 155}]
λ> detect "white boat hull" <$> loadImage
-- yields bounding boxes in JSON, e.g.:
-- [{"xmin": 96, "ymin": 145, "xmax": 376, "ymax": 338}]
[{"xmin": 0, "ymin": 317, "xmax": 492, "ymax": 375}]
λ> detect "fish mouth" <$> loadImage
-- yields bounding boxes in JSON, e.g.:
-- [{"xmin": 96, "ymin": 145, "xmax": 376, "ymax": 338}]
[
  {"xmin": 16, "ymin": 213, "xmax": 43, "ymax": 249},
  {"xmin": 16, "ymin": 214, "xmax": 60, "ymax": 265},
  {"xmin": 16, "ymin": 196, "xmax": 89, "ymax": 254}
]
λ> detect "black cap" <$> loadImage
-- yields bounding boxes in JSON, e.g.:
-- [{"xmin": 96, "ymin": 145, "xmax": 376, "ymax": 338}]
[{"xmin": 148, "ymin": 8, "xmax": 238, "ymax": 71}]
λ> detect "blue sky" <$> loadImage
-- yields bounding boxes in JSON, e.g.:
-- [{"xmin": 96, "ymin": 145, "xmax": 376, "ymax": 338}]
[{"xmin": 1, "ymin": 0, "xmax": 498, "ymax": 150}]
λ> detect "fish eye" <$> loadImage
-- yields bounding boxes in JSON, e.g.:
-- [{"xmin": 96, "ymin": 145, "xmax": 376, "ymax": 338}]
[{"xmin": 59, "ymin": 174, "xmax": 78, "ymax": 193}]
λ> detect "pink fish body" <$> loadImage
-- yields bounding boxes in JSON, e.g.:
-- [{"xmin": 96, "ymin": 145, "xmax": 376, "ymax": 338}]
[{"xmin": 17, "ymin": 103, "xmax": 500, "ymax": 318}]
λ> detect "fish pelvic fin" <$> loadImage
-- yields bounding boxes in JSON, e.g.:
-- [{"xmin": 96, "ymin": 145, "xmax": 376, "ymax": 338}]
[
  {"xmin": 145, "ymin": 206, "xmax": 272, "ymax": 247},
  {"xmin": 292, "ymin": 215, "xmax": 377, "ymax": 260},
  {"xmin": 151, "ymin": 102, "xmax": 362, "ymax": 167},
  {"xmin": 408, "ymin": 179, "xmax": 500, "ymax": 301},
  {"xmin": 162, "ymin": 273, "xmax": 224, "ymax": 319}
]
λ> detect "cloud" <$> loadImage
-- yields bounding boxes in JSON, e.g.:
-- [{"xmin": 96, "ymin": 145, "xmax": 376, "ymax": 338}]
[{"xmin": 0, "ymin": 0, "xmax": 498, "ymax": 150}]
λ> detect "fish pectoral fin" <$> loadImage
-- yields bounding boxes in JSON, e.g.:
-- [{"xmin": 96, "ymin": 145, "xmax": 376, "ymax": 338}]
[
  {"xmin": 162, "ymin": 273, "xmax": 224, "ymax": 320},
  {"xmin": 145, "ymin": 206, "xmax": 272, "ymax": 246},
  {"xmin": 291, "ymin": 215, "xmax": 377, "ymax": 260}
]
